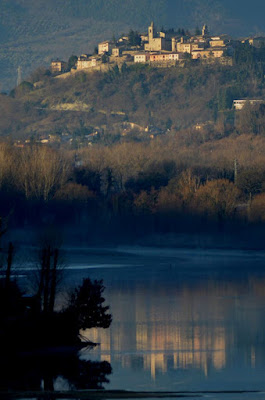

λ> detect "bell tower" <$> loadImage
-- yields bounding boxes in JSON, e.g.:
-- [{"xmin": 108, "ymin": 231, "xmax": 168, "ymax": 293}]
[
  {"xmin": 172, "ymin": 37, "xmax": 176, "ymax": 52},
  {"xmin": 149, "ymin": 21, "xmax": 155, "ymax": 40},
  {"xmin": 202, "ymin": 24, "xmax": 209, "ymax": 37}
]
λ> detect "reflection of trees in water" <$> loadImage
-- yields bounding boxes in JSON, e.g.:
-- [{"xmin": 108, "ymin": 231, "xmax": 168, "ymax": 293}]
[{"xmin": 1, "ymin": 351, "xmax": 112, "ymax": 392}]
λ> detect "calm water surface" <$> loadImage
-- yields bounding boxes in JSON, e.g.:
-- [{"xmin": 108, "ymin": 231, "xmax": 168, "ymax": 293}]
[{"xmin": 11, "ymin": 247, "xmax": 265, "ymax": 396}]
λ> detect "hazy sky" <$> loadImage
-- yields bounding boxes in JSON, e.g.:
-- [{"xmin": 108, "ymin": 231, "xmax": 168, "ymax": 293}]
[{"xmin": 165, "ymin": 0, "xmax": 265, "ymax": 35}]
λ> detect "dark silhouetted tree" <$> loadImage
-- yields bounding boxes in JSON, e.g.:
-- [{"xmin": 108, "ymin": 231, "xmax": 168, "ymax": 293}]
[
  {"xmin": 36, "ymin": 244, "xmax": 63, "ymax": 314},
  {"xmin": 67, "ymin": 278, "xmax": 112, "ymax": 330},
  {"xmin": 128, "ymin": 30, "xmax": 141, "ymax": 47},
  {"xmin": 68, "ymin": 55, "xmax": 78, "ymax": 70}
]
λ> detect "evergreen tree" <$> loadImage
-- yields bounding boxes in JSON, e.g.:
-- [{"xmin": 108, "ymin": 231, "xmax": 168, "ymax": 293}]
[
  {"xmin": 195, "ymin": 26, "xmax": 201, "ymax": 35},
  {"xmin": 68, "ymin": 55, "xmax": 78, "ymax": 70},
  {"xmin": 67, "ymin": 278, "xmax": 112, "ymax": 330},
  {"xmin": 128, "ymin": 30, "xmax": 141, "ymax": 46}
]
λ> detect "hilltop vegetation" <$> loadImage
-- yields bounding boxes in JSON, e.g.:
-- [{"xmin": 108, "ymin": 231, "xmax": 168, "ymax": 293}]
[{"xmin": 1, "ymin": 0, "xmax": 265, "ymax": 91}]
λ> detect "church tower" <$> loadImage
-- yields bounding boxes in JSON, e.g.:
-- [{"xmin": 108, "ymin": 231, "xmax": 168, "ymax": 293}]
[
  {"xmin": 149, "ymin": 21, "xmax": 155, "ymax": 40},
  {"xmin": 172, "ymin": 37, "xmax": 176, "ymax": 52},
  {"xmin": 202, "ymin": 24, "xmax": 209, "ymax": 37}
]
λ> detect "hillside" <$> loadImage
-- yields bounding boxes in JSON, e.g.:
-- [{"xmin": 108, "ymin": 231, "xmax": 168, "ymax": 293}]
[
  {"xmin": 2, "ymin": 41, "xmax": 265, "ymax": 147},
  {"xmin": 0, "ymin": 64, "xmax": 230, "ymax": 142},
  {"xmin": 1, "ymin": 0, "xmax": 265, "ymax": 91}
]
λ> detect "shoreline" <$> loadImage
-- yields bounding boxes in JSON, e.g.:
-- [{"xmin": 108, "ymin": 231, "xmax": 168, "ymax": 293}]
[{"xmin": 2, "ymin": 389, "xmax": 262, "ymax": 399}]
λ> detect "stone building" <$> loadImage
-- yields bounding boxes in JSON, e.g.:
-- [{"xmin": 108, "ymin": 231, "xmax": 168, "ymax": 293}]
[
  {"xmin": 51, "ymin": 60, "xmax": 67, "ymax": 73},
  {"xmin": 209, "ymin": 36, "xmax": 228, "ymax": 47},
  {"xmin": 176, "ymin": 38, "xmax": 205, "ymax": 54},
  {"xmin": 191, "ymin": 48, "xmax": 225, "ymax": 59},
  {"xmin": 98, "ymin": 41, "xmax": 115, "ymax": 55},
  {"xmin": 176, "ymin": 38, "xmax": 193, "ymax": 53},
  {"xmin": 144, "ymin": 22, "xmax": 171, "ymax": 51},
  {"xmin": 76, "ymin": 55, "xmax": 99, "ymax": 70},
  {"xmin": 112, "ymin": 47, "xmax": 122, "ymax": 57}
]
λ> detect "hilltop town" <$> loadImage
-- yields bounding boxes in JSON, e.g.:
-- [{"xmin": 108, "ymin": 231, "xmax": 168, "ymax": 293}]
[
  {"xmin": 3, "ymin": 21, "xmax": 265, "ymax": 150},
  {"xmin": 51, "ymin": 22, "xmax": 265, "ymax": 75}
]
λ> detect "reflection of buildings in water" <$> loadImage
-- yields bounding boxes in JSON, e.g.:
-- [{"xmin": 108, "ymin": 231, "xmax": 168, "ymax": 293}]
[
  {"xmin": 85, "ymin": 323, "xmax": 226, "ymax": 379},
  {"xmin": 251, "ymin": 346, "xmax": 256, "ymax": 368},
  {"xmin": 83, "ymin": 279, "xmax": 265, "ymax": 380}
]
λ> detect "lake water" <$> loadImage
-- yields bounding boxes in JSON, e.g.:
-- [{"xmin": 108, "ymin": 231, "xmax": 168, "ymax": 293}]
[{"xmin": 6, "ymin": 246, "xmax": 265, "ymax": 398}]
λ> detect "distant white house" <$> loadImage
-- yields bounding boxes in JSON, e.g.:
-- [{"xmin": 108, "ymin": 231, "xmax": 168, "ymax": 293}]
[
  {"xmin": 233, "ymin": 99, "xmax": 265, "ymax": 110},
  {"xmin": 242, "ymin": 36, "xmax": 265, "ymax": 48},
  {"xmin": 134, "ymin": 53, "xmax": 150, "ymax": 63}
]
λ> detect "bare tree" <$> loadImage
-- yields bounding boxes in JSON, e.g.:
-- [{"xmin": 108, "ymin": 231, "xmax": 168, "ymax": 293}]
[
  {"xmin": 17, "ymin": 145, "xmax": 70, "ymax": 201},
  {"xmin": 34, "ymin": 231, "xmax": 65, "ymax": 313}
]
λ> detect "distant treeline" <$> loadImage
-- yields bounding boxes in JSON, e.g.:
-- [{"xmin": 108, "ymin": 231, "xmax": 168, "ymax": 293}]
[{"xmin": 1, "ymin": 133, "xmax": 265, "ymax": 243}]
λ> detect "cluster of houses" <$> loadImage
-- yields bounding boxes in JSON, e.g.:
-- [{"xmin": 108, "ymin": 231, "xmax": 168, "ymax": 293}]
[
  {"xmin": 133, "ymin": 23, "xmax": 232, "ymax": 64},
  {"xmin": 47, "ymin": 22, "xmax": 265, "ymax": 146},
  {"xmin": 51, "ymin": 22, "xmax": 265, "ymax": 74}
]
